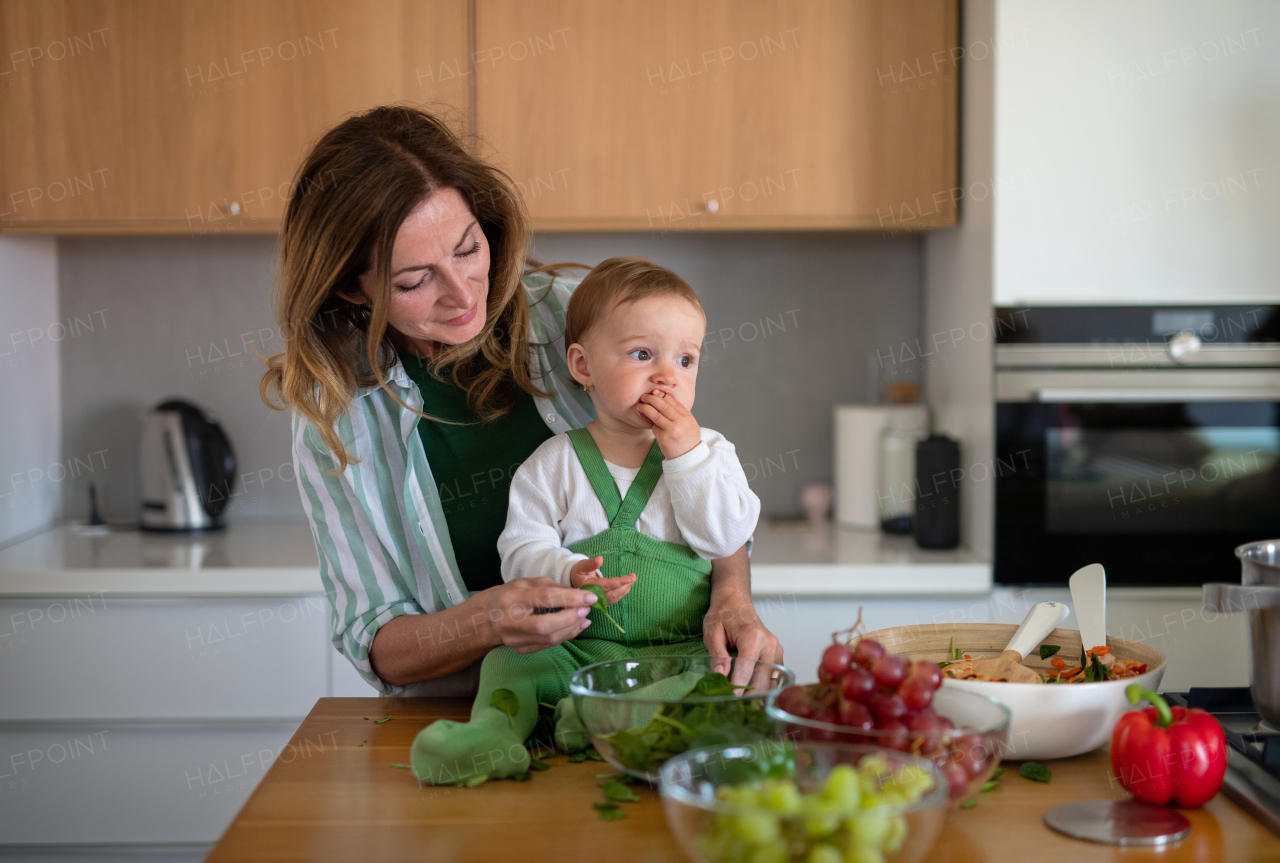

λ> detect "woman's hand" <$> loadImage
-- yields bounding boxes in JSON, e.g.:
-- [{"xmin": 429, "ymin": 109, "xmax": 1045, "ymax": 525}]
[
  {"xmin": 490, "ymin": 576, "xmax": 601, "ymax": 654},
  {"xmin": 704, "ymin": 545, "xmax": 784, "ymax": 692},
  {"xmin": 568, "ymin": 555, "xmax": 637, "ymax": 605}
]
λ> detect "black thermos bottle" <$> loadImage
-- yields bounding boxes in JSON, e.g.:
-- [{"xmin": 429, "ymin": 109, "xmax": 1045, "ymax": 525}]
[{"xmin": 914, "ymin": 434, "xmax": 961, "ymax": 549}]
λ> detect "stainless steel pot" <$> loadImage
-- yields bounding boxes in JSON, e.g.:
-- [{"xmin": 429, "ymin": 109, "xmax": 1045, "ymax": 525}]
[{"xmin": 1203, "ymin": 540, "xmax": 1280, "ymax": 726}]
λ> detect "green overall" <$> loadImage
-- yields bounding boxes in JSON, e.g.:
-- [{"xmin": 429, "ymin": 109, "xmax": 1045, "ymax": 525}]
[{"xmin": 410, "ymin": 430, "xmax": 711, "ymax": 784}]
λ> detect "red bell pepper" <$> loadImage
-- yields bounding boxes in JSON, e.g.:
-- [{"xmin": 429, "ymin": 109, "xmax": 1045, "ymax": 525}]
[{"xmin": 1110, "ymin": 684, "xmax": 1227, "ymax": 808}]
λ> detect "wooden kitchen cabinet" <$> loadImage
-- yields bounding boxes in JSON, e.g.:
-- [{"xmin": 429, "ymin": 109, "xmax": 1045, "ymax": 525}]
[
  {"xmin": 475, "ymin": 0, "xmax": 958, "ymax": 231},
  {"xmin": 0, "ymin": 0, "xmax": 470, "ymax": 233}
]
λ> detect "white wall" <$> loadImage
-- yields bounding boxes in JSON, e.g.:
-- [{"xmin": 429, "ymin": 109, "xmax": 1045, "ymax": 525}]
[
  {"xmin": 0, "ymin": 236, "xmax": 60, "ymax": 546},
  {"xmin": 994, "ymin": 0, "xmax": 1280, "ymax": 305},
  {"xmin": 923, "ymin": 0, "xmax": 996, "ymax": 560}
]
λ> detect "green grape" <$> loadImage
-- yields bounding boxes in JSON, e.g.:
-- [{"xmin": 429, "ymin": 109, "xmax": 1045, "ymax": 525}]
[
  {"xmin": 880, "ymin": 764, "xmax": 931, "ymax": 805},
  {"xmin": 844, "ymin": 844, "xmax": 885, "ymax": 863},
  {"xmin": 702, "ymin": 757, "xmax": 933, "ymax": 863},
  {"xmin": 820, "ymin": 765, "xmax": 862, "ymax": 810},
  {"xmin": 882, "ymin": 816, "xmax": 907, "ymax": 855},
  {"xmin": 734, "ymin": 811, "xmax": 780, "ymax": 845},
  {"xmin": 848, "ymin": 813, "xmax": 890, "ymax": 849},
  {"xmin": 806, "ymin": 844, "xmax": 843, "ymax": 863},
  {"xmin": 749, "ymin": 840, "xmax": 789, "ymax": 863},
  {"xmin": 762, "ymin": 779, "xmax": 802, "ymax": 814},
  {"xmin": 798, "ymin": 796, "xmax": 842, "ymax": 839}
]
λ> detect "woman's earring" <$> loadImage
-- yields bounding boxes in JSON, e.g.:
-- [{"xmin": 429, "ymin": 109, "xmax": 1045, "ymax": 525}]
[{"xmin": 583, "ymin": 382, "xmax": 592, "ymax": 394}]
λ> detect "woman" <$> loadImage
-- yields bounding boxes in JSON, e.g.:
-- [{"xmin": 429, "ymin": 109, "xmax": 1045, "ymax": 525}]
[{"xmin": 262, "ymin": 106, "xmax": 781, "ymax": 696}]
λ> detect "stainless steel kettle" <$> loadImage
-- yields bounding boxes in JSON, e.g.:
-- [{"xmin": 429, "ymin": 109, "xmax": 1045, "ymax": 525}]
[
  {"xmin": 138, "ymin": 399, "xmax": 236, "ymax": 531},
  {"xmin": 1204, "ymin": 541, "xmax": 1280, "ymax": 726}
]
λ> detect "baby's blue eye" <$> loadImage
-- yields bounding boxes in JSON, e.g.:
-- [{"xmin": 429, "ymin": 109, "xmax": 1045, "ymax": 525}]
[{"xmin": 628, "ymin": 349, "xmax": 651, "ymax": 361}]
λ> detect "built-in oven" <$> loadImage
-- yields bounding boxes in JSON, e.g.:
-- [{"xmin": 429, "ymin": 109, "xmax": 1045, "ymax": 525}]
[{"xmin": 994, "ymin": 305, "xmax": 1280, "ymax": 587}]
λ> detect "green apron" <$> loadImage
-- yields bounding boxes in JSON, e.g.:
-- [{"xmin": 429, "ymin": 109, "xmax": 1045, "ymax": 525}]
[
  {"xmin": 411, "ymin": 430, "xmax": 713, "ymax": 784},
  {"xmin": 565, "ymin": 428, "xmax": 713, "ymax": 648}
]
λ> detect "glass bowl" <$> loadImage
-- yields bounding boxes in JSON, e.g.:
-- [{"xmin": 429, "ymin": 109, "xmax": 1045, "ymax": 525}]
[
  {"xmin": 766, "ymin": 686, "xmax": 1010, "ymax": 805},
  {"xmin": 569, "ymin": 655, "xmax": 794, "ymax": 782},
  {"xmin": 661, "ymin": 740, "xmax": 948, "ymax": 863}
]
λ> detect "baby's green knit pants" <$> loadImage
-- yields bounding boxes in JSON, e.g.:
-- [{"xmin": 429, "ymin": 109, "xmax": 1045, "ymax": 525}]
[{"xmin": 410, "ymin": 429, "xmax": 712, "ymax": 784}]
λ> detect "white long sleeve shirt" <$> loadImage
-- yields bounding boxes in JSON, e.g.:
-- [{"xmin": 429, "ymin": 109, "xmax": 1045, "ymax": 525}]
[{"xmin": 498, "ymin": 428, "xmax": 760, "ymax": 586}]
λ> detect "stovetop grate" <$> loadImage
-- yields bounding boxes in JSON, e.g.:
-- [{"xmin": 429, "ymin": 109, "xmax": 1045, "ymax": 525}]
[{"xmin": 1166, "ymin": 687, "xmax": 1280, "ymax": 836}]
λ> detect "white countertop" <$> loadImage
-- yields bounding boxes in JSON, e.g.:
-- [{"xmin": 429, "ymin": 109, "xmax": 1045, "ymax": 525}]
[
  {"xmin": 0, "ymin": 523, "xmax": 322, "ymax": 597},
  {"xmin": 750, "ymin": 522, "xmax": 990, "ymax": 595},
  {"xmin": 0, "ymin": 521, "xmax": 990, "ymax": 598}
]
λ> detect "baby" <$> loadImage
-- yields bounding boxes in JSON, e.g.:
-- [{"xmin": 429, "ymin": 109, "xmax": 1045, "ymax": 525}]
[{"xmin": 410, "ymin": 257, "xmax": 760, "ymax": 784}]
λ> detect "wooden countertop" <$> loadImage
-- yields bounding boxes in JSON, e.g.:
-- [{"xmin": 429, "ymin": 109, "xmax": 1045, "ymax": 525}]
[{"xmin": 206, "ymin": 697, "xmax": 1280, "ymax": 863}]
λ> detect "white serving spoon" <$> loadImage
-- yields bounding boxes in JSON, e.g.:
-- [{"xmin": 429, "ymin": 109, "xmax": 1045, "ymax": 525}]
[
  {"xmin": 963, "ymin": 600, "xmax": 1070, "ymax": 682},
  {"xmin": 1069, "ymin": 562, "xmax": 1108, "ymax": 657}
]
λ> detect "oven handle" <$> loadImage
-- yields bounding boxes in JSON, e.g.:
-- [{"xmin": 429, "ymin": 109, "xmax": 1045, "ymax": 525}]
[{"xmin": 1036, "ymin": 388, "xmax": 1280, "ymax": 403}]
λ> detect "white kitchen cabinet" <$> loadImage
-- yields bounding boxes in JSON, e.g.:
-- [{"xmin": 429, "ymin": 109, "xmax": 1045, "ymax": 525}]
[
  {"xmin": 0, "ymin": 722, "xmax": 299, "ymax": 844},
  {"xmin": 992, "ymin": 0, "xmax": 1280, "ymax": 304},
  {"xmin": 0, "ymin": 597, "xmax": 329, "ymax": 721}
]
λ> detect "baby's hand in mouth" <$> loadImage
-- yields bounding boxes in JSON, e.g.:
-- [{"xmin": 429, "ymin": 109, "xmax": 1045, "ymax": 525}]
[{"xmin": 638, "ymin": 389, "xmax": 700, "ymax": 458}]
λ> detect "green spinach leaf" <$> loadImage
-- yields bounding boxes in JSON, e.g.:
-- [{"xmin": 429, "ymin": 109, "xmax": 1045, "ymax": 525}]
[
  {"xmin": 583, "ymin": 584, "xmax": 625, "ymax": 634},
  {"xmin": 490, "ymin": 689, "xmax": 519, "ymax": 727},
  {"xmin": 1020, "ymin": 762, "xmax": 1051, "ymax": 783},
  {"xmin": 602, "ymin": 780, "xmax": 639, "ymax": 802},
  {"xmin": 1038, "ymin": 644, "xmax": 1061, "ymax": 660}
]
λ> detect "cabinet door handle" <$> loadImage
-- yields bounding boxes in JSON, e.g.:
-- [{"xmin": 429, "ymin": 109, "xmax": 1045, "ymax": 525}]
[
  {"xmin": 702, "ymin": 199, "xmax": 719, "ymax": 214},
  {"xmin": 228, "ymin": 201, "xmax": 242, "ymax": 216}
]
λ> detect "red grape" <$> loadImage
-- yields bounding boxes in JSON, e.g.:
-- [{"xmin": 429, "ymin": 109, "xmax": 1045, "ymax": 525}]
[
  {"xmin": 878, "ymin": 720, "xmax": 910, "ymax": 751},
  {"xmin": 953, "ymin": 733, "xmax": 988, "ymax": 778},
  {"xmin": 813, "ymin": 706, "xmax": 838, "ymax": 725},
  {"xmin": 840, "ymin": 667, "xmax": 876, "ymax": 703},
  {"xmin": 870, "ymin": 654, "xmax": 906, "ymax": 688},
  {"xmin": 910, "ymin": 660, "xmax": 944, "ymax": 690},
  {"xmin": 908, "ymin": 711, "xmax": 944, "ymax": 750},
  {"xmin": 943, "ymin": 762, "xmax": 970, "ymax": 798},
  {"xmin": 851, "ymin": 639, "xmax": 885, "ymax": 667},
  {"xmin": 821, "ymin": 643, "xmax": 853, "ymax": 678},
  {"xmin": 871, "ymin": 693, "xmax": 907, "ymax": 725},
  {"xmin": 899, "ymin": 676, "xmax": 934, "ymax": 712},
  {"xmin": 776, "ymin": 685, "xmax": 812, "ymax": 718},
  {"xmin": 837, "ymin": 700, "xmax": 874, "ymax": 731}
]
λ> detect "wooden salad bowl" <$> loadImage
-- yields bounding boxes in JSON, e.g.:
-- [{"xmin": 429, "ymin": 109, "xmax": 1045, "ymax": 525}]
[{"xmin": 861, "ymin": 623, "xmax": 1166, "ymax": 761}]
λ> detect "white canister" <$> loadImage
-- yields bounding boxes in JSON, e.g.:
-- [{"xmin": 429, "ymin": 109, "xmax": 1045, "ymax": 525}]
[{"xmin": 834, "ymin": 405, "xmax": 929, "ymax": 529}]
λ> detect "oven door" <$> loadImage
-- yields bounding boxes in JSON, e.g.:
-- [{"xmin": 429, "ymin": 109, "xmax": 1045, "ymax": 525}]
[{"xmin": 995, "ymin": 371, "xmax": 1280, "ymax": 587}]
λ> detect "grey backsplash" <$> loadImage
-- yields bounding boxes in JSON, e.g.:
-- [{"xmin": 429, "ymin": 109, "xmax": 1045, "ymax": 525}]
[{"xmin": 58, "ymin": 231, "xmax": 921, "ymax": 524}]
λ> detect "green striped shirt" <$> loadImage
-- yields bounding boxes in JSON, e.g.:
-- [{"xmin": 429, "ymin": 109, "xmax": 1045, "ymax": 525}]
[{"xmin": 293, "ymin": 274, "xmax": 594, "ymax": 694}]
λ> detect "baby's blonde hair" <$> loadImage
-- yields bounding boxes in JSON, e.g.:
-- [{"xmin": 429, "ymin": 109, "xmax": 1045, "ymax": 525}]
[{"xmin": 564, "ymin": 257, "xmax": 704, "ymax": 351}]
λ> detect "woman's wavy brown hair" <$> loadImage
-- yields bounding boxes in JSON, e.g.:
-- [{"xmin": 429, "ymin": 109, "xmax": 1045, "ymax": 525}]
[{"xmin": 261, "ymin": 105, "xmax": 557, "ymax": 469}]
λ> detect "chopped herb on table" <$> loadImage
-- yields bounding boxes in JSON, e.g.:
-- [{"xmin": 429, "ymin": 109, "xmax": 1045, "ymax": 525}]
[
  {"xmin": 1020, "ymin": 762, "xmax": 1051, "ymax": 783},
  {"xmin": 960, "ymin": 798, "xmax": 979, "ymax": 810},
  {"xmin": 596, "ymin": 803, "xmax": 627, "ymax": 821},
  {"xmin": 602, "ymin": 780, "xmax": 639, "ymax": 802},
  {"xmin": 390, "ymin": 763, "xmax": 410, "ymax": 769},
  {"xmin": 374, "ymin": 717, "xmax": 392, "ymax": 724},
  {"xmin": 981, "ymin": 780, "xmax": 999, "ymax": 792},
  {"xmin": 592, "ymin": 775, "xmax": 641, "ymax": 821}
]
